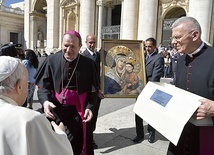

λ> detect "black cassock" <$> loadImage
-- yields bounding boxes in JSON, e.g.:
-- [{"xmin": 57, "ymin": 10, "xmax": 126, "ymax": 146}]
[
  {"xmin": 168, "ymin": 44, "xmax": 214, "ymax": 155},
  {"xmin": 35, "ymin": 51, "xmax": 99, "ymax": 155}
]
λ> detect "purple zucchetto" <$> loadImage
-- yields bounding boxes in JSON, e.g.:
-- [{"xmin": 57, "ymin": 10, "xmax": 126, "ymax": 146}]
[{"xmin": 64, "ymin": 30, "xmax": 82, "ymax": 45}]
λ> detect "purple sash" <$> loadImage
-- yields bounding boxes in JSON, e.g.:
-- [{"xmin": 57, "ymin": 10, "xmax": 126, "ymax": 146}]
[{"xmin": 54, "ymin": 89, "xmax": 89, "ymax": 155}]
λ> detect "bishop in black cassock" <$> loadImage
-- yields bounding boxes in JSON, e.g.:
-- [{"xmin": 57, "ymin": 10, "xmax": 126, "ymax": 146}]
[{"xmin": 35, "ymin": 50, "xmax": 99, "ymax": 155}]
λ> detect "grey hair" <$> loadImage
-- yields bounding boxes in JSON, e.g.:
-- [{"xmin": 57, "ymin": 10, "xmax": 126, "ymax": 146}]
[
  {"xmin": 0, "ymin": 61, "xmax": 24, "ymax": 94},
  {"xmin": 172, "ymin": 16, "xmax": 202, "ymax": 34}
]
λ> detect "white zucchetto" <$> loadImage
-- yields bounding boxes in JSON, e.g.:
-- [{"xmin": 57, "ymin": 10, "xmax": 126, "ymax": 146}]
[{"xmin": 0, "ymin": 56, "xmax": 19, "ymax": 82}]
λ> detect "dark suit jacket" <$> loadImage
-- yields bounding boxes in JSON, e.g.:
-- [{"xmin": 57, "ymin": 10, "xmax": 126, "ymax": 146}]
[
  {"xmin": 145, "ymin": 52, "xmax": 164, "ymax": 82},
  {"xmin": 81, "ymin": 49, "xmax": 101, "ymax": 79}
]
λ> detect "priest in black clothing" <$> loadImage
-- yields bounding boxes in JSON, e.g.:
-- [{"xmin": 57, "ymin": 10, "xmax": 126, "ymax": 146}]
[
  {"xmin": 168, "ymin": 16, "xmax": 214, "ymax": 155},
  {"xmin": 34, "ymin": 30, "xmax": 99, "ymax": 155}
]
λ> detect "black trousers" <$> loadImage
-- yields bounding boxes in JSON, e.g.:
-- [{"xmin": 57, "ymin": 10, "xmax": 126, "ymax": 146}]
[
  {"xmin": 135, "ymin": 114, "xmax": 155, "ymax": 137},
  {"xmin": 90, "ymin": 97, "xmax": 101, "ymax": 133}
]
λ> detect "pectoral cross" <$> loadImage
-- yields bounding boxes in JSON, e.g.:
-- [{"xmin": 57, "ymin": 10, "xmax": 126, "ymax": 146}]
[{"xmin": 60, "ymin": 94, "xmax": 65, "ymax": 104}]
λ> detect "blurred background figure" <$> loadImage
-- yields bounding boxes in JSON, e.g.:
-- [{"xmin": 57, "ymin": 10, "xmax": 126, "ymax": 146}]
[
  {"xmin": 22, "ymin": 49, "xmax": 39, "ymax": 109},
  {"xmin": 42, "ymin": 51, "xmax": 48, "ymax": 57},
  {"xmin": 0, "ymin": 43, "xmax": 18, "ymax": 57},
  {"xmin": 163, "ymin": 52, "xmax": 171, "ymax": 78},
  {"xmin": 15, "ymin": 43, "xmax": 25, "ymax": 60},
  {"xmin": 170, "ymin": 46, "xmax": 180, "ymax": 85}
]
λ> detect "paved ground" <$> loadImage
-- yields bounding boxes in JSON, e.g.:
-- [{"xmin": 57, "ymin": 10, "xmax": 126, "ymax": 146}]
[
  {"xmin": 32, "ymin": 78, "xmax": 173, "ymax": 155},
  {"xmin": 93, "ymin": 98, "xmax": 169, "ymax": 155}
]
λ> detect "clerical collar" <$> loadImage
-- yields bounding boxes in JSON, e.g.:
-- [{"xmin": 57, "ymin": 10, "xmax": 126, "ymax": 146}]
[
  {"xmin": 64, "ymin": 54, "xmax": 78, "ymax": 62},
  {"xmin": 188, "ymin": 42, "xmax": 204, "ymax": 57},
  {"xmin": 87, "ymin": 48, "xmax": 95, "ymax": 56}
]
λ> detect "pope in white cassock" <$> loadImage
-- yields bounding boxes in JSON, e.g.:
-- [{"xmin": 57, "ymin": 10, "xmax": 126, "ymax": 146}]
[{"xmin": 0, "ymin": 56, "xmax": 73, "ymax": 155}]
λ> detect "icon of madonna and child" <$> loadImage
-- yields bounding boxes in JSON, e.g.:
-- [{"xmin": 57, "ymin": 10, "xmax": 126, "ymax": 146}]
[{"xmin": 104, "ymin": 45, "xmax": 145, "ymax": 96}]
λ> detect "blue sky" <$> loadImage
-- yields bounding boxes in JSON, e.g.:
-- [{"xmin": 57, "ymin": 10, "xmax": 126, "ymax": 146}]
[{"xmin": 4, "ymin": 0, "xmax": 24, "ymax": 7}]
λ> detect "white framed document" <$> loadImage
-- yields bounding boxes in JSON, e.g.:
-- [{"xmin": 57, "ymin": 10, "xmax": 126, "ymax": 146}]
[{"xmin": 133, "ymin": 82, "xmax": 213, "ymax": 146}]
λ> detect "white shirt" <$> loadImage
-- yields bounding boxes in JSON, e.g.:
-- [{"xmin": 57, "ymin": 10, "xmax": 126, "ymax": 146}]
[
  {"xmin": 0, "ymin": 95, "xmax": 73, "ymax": 155},
  {"xmin": 86, "ymin": 48, "xmax": 95, "ymax": 56}
]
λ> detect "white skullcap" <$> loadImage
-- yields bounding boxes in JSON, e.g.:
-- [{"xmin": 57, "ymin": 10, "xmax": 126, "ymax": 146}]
[{"xmin": 0, "ymin": 56, "xmax": 19, "ymax": 82}]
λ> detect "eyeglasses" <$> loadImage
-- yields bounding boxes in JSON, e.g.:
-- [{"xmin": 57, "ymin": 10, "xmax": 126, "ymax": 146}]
[{"xmin": 170, "ymin": 30, "xmax": 194, "ymax": 41}]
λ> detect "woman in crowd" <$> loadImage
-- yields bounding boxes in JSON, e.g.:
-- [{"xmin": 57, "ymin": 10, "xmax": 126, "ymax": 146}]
[
  {"xmin": 22, "ymin": 49, "xmax": 39, "ymax": 109},
  {"xmin": 163, "ymin": 52, "xmax": 171, "ymax": 78}
]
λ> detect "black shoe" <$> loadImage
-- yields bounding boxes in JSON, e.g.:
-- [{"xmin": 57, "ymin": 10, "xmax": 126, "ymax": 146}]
[
  {"xmin": 93, "ymin": 140, "xmax": 98, "ymax": 149},
  {"xmin": 132, "ymin": 136, "xmax": 144, "ymax": 143},
  {"xmin": 148, "ymin": 132, "xmax": 155, "ymax": 143}
]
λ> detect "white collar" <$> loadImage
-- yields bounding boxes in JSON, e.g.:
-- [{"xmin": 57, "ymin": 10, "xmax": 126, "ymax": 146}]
[
  {"xmin": 64, "ymin": 54, "xmax": 78, "ymax": 62},
  {"xmin": 87, "ymin": 48, "xmax": 95, "ymax": 56},
  {"xmin": 188, "ymin": 42, "xmax": 204, "ymax": 57},
  {"xmin": 0, "ymin": 95, "xmax": 18, "ymax": 106}
]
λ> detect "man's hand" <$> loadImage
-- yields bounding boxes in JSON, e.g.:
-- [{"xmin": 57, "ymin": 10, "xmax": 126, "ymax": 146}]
[
  {"xmin": 98, "ymin": 90, "xmax": 105, "ymax": 99},
  {"xmin": 83, "ymin": 109, "xmax": 93, "ymax": 123},
  {"xmin": 43, "ymin": 101, "xmax": 56, "ymax": 119},
  {"xmin": 196, "ymin": 99, "xmax": 214, "ymax": 119},
  {"xmin": 51, "ymin": 121, "xmax": 65, "ymax": 133}
]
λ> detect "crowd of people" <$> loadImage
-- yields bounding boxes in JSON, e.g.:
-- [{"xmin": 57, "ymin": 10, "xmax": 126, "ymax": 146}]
[
  {"xmin": 1, "ymin": 16, "xmax": 214, "ymax": 155},
  {"xmin": 157, "ymin": 42, "xmax": 181, "ymax": 85}
]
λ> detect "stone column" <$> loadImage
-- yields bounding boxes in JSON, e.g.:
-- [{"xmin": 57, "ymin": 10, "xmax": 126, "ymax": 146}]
[
  {"xmin": 107, "ymin": 2, "xmax": 113, "ymax": 26},
  {"xmin": 120, "ymin": 0, "xmax": 124, "ymax": 39},
  {"xmin": 189, "ymin": 0, "xmax": 213, "ymax": 44},
  {"xmin": 80, "ymin": 0, "xmax": 95, "ymax": 48},
  {"xmin": 46, "ymin": 0, "xmax": 60, "ymax": 53},
  {"xmin": 58, "ymin": 3, "xmax": 64, "ymax": 50},
  {"xmin": 24, "ymin": 0, "xmax": 30, "ymax": 49},
  {"xmin": 137, "ymin": 0, "xmax": 158, "ymax": 41},
  {"xmin": 30, "ymin": 16, "xmax": 37, "ymax": 50},
  {"xmin": 121, "ymin": 0, "xmax": 138, "ymax": 39},
  {"xmin": 97, "ymin": 0, "xmax": 103, "ymax": 49}
]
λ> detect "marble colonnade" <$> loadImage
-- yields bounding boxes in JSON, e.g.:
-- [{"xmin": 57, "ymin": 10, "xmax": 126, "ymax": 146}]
[{"xmin": 24, "ymin": 0, "xmax": 214, "ymax": 52}]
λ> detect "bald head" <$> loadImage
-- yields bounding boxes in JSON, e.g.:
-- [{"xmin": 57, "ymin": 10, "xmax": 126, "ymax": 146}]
[{"xmin": 86, "ymin": 34, "xmax": 96, "ymax": 52}]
